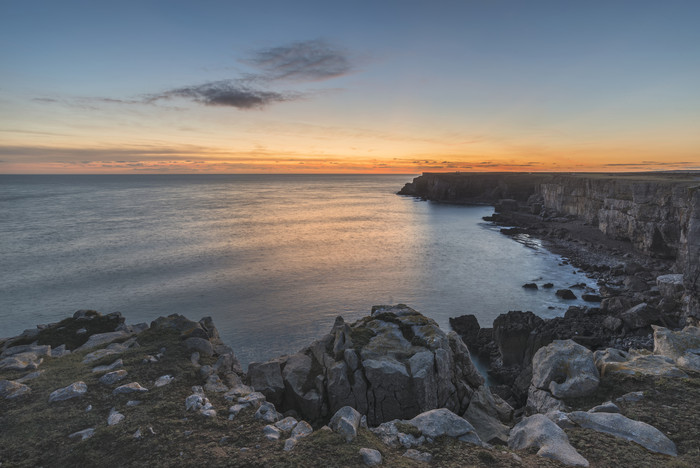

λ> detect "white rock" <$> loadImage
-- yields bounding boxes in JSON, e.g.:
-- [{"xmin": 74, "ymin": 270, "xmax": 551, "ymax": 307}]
[
  {"xmin": 204, "ymin": 374, "xmax": 228, "ymax": 393},
  {"xmin": 359, "ymin": 447, "xmax": 382, "ymax": 466},
  {"xmin": 254, "ymin": 401, "xmax": 280, "ymax": 423},
  {"xmin": 275, "ymin": 416, "xmax": 298, "ymax": 432},
  {"xmin": 126, "ymin": 400, "xmax": 141, "ymax": 407},
  {"xmin": 49, "ymin": 381, "xmax": 87, "ymax": 402},
  {"xmin": 509, "ymin": 414, "xmax": 588, "ymax": 467},
  {"xmin": 588, "ymin": 401, "xmax": 620, "ymax": 413},
  {"xmin": 329, "ymin": 406, "xmax": 362, "ymax": 442},
  {"xmin": 154, "ymin": 375, "xmax": 174, "ymax": 387},
  {"xmin": 108, "ymin": 408, "xmax": 125, "ymax": 426},
  {"xmin": 291, "ymin": 421, "xmax": 313, "ymax": 439},
  {"xmin": 99, "ymin": 370, "xmax": 128, "ymax": 385},
  {"xmin": 263, "ymin": 424, "xmax": 282, "ymax": 441},
  {"xmin": 531, "ymin": 340, "xmax": 599, "ymax": 399},
  {"xmin": 237, "ymin": 391, "xmax": 266, "ymax": 408},
  {"xmin": 283, "ymin": 438, "xmax": 297, "ymax": 451},
  {"xmin": 112, "ymin": 382, "xmax": 148, "ymax": 395},
  {"xmin": 75, "ymin": 331, "xmax": 132, "ymax": 352},
  {"xmin": 68, "ymin": 428, "xmax": 95, "ymax": 441},
  {"xmin": 0, "ymin": 379, "xmax": 31, "ymax": 399},
  {"xmin": 0, "ymin": 352, "xmax": 43, "ymax": 371}
]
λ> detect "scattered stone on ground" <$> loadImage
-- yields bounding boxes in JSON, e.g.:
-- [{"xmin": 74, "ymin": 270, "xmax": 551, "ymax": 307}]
[
  {"xmin": 359, "ymin": 447, "xmax": 382, "ymax": 466},
  {"xmin": 49, "ymin": 381, "xmax": 87, "ymax": 402}
]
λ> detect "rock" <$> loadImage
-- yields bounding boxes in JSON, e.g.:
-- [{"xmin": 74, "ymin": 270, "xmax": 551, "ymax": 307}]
[
  {"xmin": 49, "ymin": 381, "xmax": 87, "ymax": 402},
  {"xmin": 602, "ymin": 316, "xmax": 623, "ymax": 332},
  {"xmin": 657, "ymin": 274, "xmax": 684, "ymax": 297},
  {"xmin": 99, "ymin": 370, "xmax": 128, "ymax": 385},
  {"xmin": 16, "ymin": 371, "xmax": 43, "ymax": 384},
  {"xmin": 582, "ymin": 294, "xmax": 602, "ymax": 302},
  {"xmin": 82, "ymin": 341, "xmax": 134, "ymax": 364},
  {"xmin": 588, "ymin": 401, "xmax": 620, "ymax": 413},
  {"xmin": 190, "ymin": 352, "xmax": 200, "ymax": 367},
  {"xmin": 92, "ymin": 359, "xmax": 123, "ymax": 373},
  {"xmin": 653, "ymin": 325, "xmax": 700, "ymax": 371},
  {"xmin": 68, "ymin": 428, "xmax": 95, "ymax": 441},
  {"xmin": 531, "ymin": 340, "xmax": 599, "ymax": 399},
  {"xmin": 493, "ymin": 311, "xmax": 544, "ymax": 366},
  {"xmin": 567, "ymin": 411, "xmax": 677, "ymax": 456},
  {"xmin": 359, "ymin": 448, "xmax": 382, "ymax": 466},
  {"xmin": 126, "ymin": 400, "xmax": 141, "ymax": 406},
  {"xmin": 509, "ymin": 414, "xmax": 588, "ymax": 466},
  {"xmin": 407, "ymin": 408, "xmax": 482, "ymax": 444},
  {"xmin": 543, "ymin": 283, "xmax": 554, "ymax": 288},
  {"xmin": 291, "ymin": 420, "xmax": 313, "ymax": 439},
  {"xmin": 275, "ymin": 416, "xmax": 298, "ymax": 432},
  {"xmin": 449, "ymin": 314, "xmax": 480, "ymax": 345},
  {"xmin": 238, "ymin": 391, "xmax": 266, "ymax": 409},
  {"xmin": 204, "ymin": 374, "xmax": 229, "ymax": 393},
  {"xmin": 616, "ymin": 391, "xmax": 645, "ymax": 403},
  {"xmin": 108, "ymin": 408, "xmax": 125, "ymax": 426},
  {"xmin": 213, "ymin": 352, "xmax": 242, "ymax": 376},
  {"xmin": 556, "ymin": 289, "xmax": 577, "ymax": 300},
  {"xmin": 263, "ymin": 424, "xmax": 282, "ymax": 441},
  {"xmin": 527, "ymin": 387, "xmax": 568, "ymax": 414},
  {"xmin": 255, "ymin": 401, "xmax": 281, "ymax": 423},
  {"xmin": 1, "ymin": 344, "xmax": 51, "ymax": 358},
  {"xmin": 463, "ymin": 385, "xmax": 512, "ymax": 445},
  {"xmin": 51, "ymin": 344, "xmax": 71, "ymax": 357},
  {"xmin": 402, "ymin": 449, "xmax": 433, "ymax": 462},
  {"xmin": 0, "ymin": 352, "xmax": 43, "ymax": 371},
  {"xmin": 0, "ymin": 379, "xmax": 31, "ymax": 399},
  {"xmin": 621, "ymin": 303, "xmax": 659, "ymax": 329},
  {"xmin": 593, "ymin": 348, "xmax": 687, "ymax": 378},
  {"xmin": 113, "ymin": 382, "xmax": 148, "ymax": 395},
  {"xmin": 184, "ymin": 337, "xmax": 213, "ymax": 357},
  {"xmin": 154, "ymin": 375, "xmax": 174, "ymax": 387},
  {"xmin": 75, "ymin": 331, "xmax": 132, "ymax": 352},
  {"xmin": 546, "ymin": 410, "xmax": 576, "ymax": 429},
  {"xmin": 522, "ymin": 283, "xmax": 538, "ymax": 289},
  {"xmin": 329, "ymin": 406, "xmax": 362, "ymax": 442},
  {"xmin": 247, "ymin": 359, "xmax": 285, "ymax": 406},
  {"xmin": 624, "ymin": 276, "xmax": 649, "ymax": 292}
]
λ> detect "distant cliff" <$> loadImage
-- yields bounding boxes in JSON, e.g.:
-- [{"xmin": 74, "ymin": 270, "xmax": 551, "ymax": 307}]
[{"xmin": 399, "ymin": 172, "xmax": 700, "ymax": 320}]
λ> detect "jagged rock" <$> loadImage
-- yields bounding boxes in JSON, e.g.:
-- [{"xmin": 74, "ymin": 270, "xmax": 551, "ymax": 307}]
[
  {"xmin": 108, "ymin": 408, "xmax": 125, "ymax": 426},
  {"xmin": 582, "ymin": 294, "xmax": 602, "ymax": 302},
  {"xmin": 275, "ymin": 416, "xmax": 298, "ymax": 432},
  {"xmin": 204, "ymin": 374, "xmax": 228, "ymax": 393},
  {"xmin": 653, "ymin": 325, "xmax": 700, "ymax": 371},
  {"xmin": 1, "ymin": 344, "xmax": 51, "ymax": 358},
  {"xmin": 602, "ymin": 316, "xmax": 623, "ymax": 332},
  {"xmin": 449, "ymin": 314, "xmax": 480, "ymax": 346},
  {"xmin": 0, "ymin": 352, "xmax": 43, "ymax": 371},
  {"xmin": 616, "ymin": 391, "xmax": 645, "ymax": 403},
  {"xmin": 621, "ymin": 303, "xmax": 659, "ymax": 329},
  {"xmin": 556, "ymin": 289, "xmax": 577, "ymax": 300},
  {"xmin": 526, "ymin": 387, "xmax": 567, "ymax": 414},
  {"xmin": 99, "ymin": 370, "xmax": 128, "ymax": 385},
  {"xmin": 509, "ymin": 414, "xmax": 589, "ymax": 466},
  {"xmin": 588, "ymin": 401, "xmax": 620, "ymax": 413},
  {"xmin": 531, "ymin": 340, "xmax": 599, "ymax": 399},
  {"xmin": 16, "ymin": 371, "xmax": 43, "ymax": 384},
  {"xmin": 113, "ymin": 382, "xmax": 148, "ymax": 395},
  {"xmin": 184, "ymin": 337, "xmax": 213, "ymax": 357},
  {"xmin": 82, "ymin": 340, "xmax": 136, "ymax": 364},
  {"xmin": 255, "ymin": 401, "xmax": 281, "ymax": 423},
  {"xmin": 68, "ymin": 428, "xmax": 95, "ymax": 441},
  {"xmin": 402, "ymin": 449, "xmax": 433, "ymax": 462},
  {"xmin": 523, "ymin": 283, "xmax": 538, "ymax": 289},
  {"xmin": 263, "ymin": 424, "xmax": 282, "ymax": 441},
  {"xmin": 49, "ymin": 382, "xmax": 87, "ymax": 402},
  {"xmin": 238, "ymin": 391, "xmax": 266, "ymax": 409},
  {"xmin": 0, "ymin": 379, "xmax": 31, "ymax": 399},
  {"xmin": 657, "ymin": 274, "xmax": 684, "ymax": 297},
  {"xmin": 593, "ymin": 348, "xmax": 687, "ymax": 378},
  {"xmin": 402, "ymin": 408, "xmax": 482, "ymax": 445},
  {"xmin": 291, "ymin": 420, "xmax": 313, "ymax": 439},
  {"xmin": 75, "ymin": 331, "xmax": 132, "ymax": 352},
  {"xmin": 463, "ymin": 385, "xmax": 512, "ymax": 445},
  {"xmin": 92, "ymin": 359, "xmax": 123, "ymax": 373},
  {"xmin": 493, "ymin": 311, "xmax": 544, "ymax": 366},
  {"xmin": 283, "ymin": 438, "xmax": 298, "ymax": 451},
  {"xmin": 250, "ymin": 305, "xmax": 484, "ymax": 426},
  {"xmin": 154, "ymin": 375, "xmax": 174, "ymax": 387},
  {"xmin": 329, "ymin": 406, "xmax": 362, "ymax": 442},
  {"xmin": 567, "ymin": 411, "xmax": 677, "ymax": 456},
  {"xmin": 359, "ymin": 448, "xmax": 382, "ymax": 466},
  {"xmin": 546, "ymin": 410, "xmax": 576, "ymax": 429},
  {"xmin": 51, "ymin": 344, "xmax": 71, "ymax": 357}
]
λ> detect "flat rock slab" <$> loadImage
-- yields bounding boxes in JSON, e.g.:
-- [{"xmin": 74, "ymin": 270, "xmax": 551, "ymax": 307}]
[
  {"xmin": 0, "ymin": 379, "xmax": 31, "ymax": 399},
  {"xmin": 509, "ymin": 414, "xmax": 588, "ymax": 467},
  {"xmin": 49, "ymin": 382, "xmax": 87, "ymax": 402},
  {"xmin": 68, "ymin": 428, "xmax": 95, "ymax": 441},
  {"xmin": 92, "ymin": 359, "xmax": 124, "ymax": 373},
  {"xmin": 567, "ymin": 411, "xmax": 677, "ymax": 457},
  {"xmin": 0, "ymin": 352, "xmax": 44, "ymax": 372},
  {"xmin": 113, "ymin": 382, "xmax": 148, "ymax": 395},
  {"xmin": 75, "ymin": 331, "xmax": 132, "ymax": 352}
]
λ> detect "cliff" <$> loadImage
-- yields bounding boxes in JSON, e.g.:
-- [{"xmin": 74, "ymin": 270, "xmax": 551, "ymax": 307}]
[{"xmin": 399, "ymin": 172, "xmax": 700, "ymax": 320}]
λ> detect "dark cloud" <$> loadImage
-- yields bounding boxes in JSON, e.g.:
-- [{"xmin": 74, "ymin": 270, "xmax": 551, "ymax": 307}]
[
  {"xmin": 147, "ymin": 80, "xmax": 297, "ymax": 109},
  {"xmin": 244, "ymin": 39, "xmax": 352, "ymax": 82}
]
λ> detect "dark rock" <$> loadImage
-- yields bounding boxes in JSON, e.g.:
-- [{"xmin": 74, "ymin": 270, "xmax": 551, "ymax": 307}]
[
  {"xmin": 542, "ymin": 283, "xmax": 554, "ymax": 289},
  {"xmin": 582, "ymin": 294, "xmax": 602, "ymax": 303},
  {"xmin": 620, "ymin": 303, "xmax": 660, "ymax": 330},
  {"xmin": 522, "ymin": 283, "xmax": 538, "ymax": 290},
  {"xmin": 556, "ymin": 289, "xmax": 577, "ymax": 300},
  {"xmin": 493, "ymin": 311, "xmax": 544, "ymax": 366},
  {"xmin": 449, "ymin": 315, "xmax": 480, "ymax": 346}
]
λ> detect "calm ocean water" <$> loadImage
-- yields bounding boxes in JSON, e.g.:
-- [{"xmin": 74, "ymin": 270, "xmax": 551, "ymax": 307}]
[{"xmin": 0, "ymin": 174, "xmax": 596, "ymax": 367}]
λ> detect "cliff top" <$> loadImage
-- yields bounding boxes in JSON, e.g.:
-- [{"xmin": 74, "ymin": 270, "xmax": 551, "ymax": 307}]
[{"xmin": 420, "ymin": 171, "xmax": 700, "ymax": 184}]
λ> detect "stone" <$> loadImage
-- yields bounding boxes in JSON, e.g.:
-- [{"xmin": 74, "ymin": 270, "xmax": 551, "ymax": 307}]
[
  {"xmin": 190, "ymin": 352, "xmax": 200, "ymax": 367},
  {"xmin": 291, "ymin": 421, "xmax": 313, "ymax": 439},
  {"xmin": 263, "ymin": 424, "xmax": 282, "ymax": 441},
  {"xmin": 616, "ymin": 391, "xmax": 645, "ymax": 403},
  {"xmin": 213, "ymin": 351, "xmax": 242, "ymax": 375},
  {"xmin": 493, "ymin": 311, "xmax": 544, "ymax": 366},
  {"xmin": 0, "ymin": 352, "xmax": 43, "ymax": 371},
  {"xmin": 275, "ymin": 416, "xmax": 298, "ymax": 432},
  {"xmin": 49, "ymin": 381, "xmax": 87, "ymax": 402},
  {"xmin": 567, "ymin": 411, "xmax": 677, "ymax": 456},
  {"xmin": 402, "ymin": 449, "xmax": 432, "ymax": 462},
  {"xmin": 522, "ymin": 283, "xmax": 538, "ymax": 289},
  {"xmin": 154, "ymin": 375, "xmax": 174, "ymax": 387},
  {"xmin": 108, "ymin": 408, "xmax": 125, "ymax": 425},
  {"xmin": 126, "ymin": 400, "xmax": 141, "ymax": 406},
  {"xmin": 75, "ymin": 331, "xmax": 132, "ymax": 352},
  {"xmin": 594, "ymin": 348, "xmax": 687, "ymax": 378},
  {"xmin": 656, "ymin": 274, "xmax": 685, "ymax": 297},
  {"xmin": 359, "ymin": 448, "xmax": 382, "ymax": 466},
  {"xmin": 531, "ymin": 340, "xmax": 599, "ymax": 399},
  {"xmin": 509, "ymin": 414, "xmax": 589, "ymax": 466},
  {"xmin": 463, "ymin": 385, "xmax": 511, "ymax": 445},
  {"xmin": 527, "ymin": 387, "xmax": 568, "ymax": 414},
  {"xmin": 329, "ymin": 406, "xmax": 362, "ymax": 442},
  {"xmin": 556, "ymin": 289, "xmax": 577, "ymax": 300},
  {"xmin": 204, "ymin": 374, "xmax": 228, "ymax": 393},
  {"xmin": 582, "ymin": 294, "xmax": 602, "ymax": 302},
  {"xmin": 51, "ymin": 344, "xmax": 71, "ymax": 357},
  {"xmin": 602, "ymin": 316, "xmax": 623, "ymax": 332},
  {"xmin": 255, "ymin": 401, "xmax": 281, "ymax": 423},
  {"xmin": 68, "ymin": 428, "xmax": 95, "ymax": 441},
  {"xmin": 588, "ymin": 401, "xmax": 620, "ymax": 413},
  {"xmin": 113, "ymin": 382, "xmax": 148, "ymax": 395},
  {"xmin": 546, "ymin": 410, "xmax": 575, "ymax": 429},
  {"xmin": 283, "ymin": 438, "xmax": 298, "ymax": 451},
  {"xmin": 184, "ymin": 337, "xmax": 213, "ymax": 357},
  {"xmin": 92, "ymin": 359, "xmax": 123, "ymax": 373},
  {"xmin": 653, "ymin": 325, "xmax": 700, "ymax": 371},
  {"xmin": 621, "ymin": 303, "xmax": 659, "ymax": 329},
  {"xmin": 624, "ymin": 276, "xmax": 649, "ymax": 292},
  {"xmin": 238, "ymin": 391, "xmax": 266, "ymax": 409},
  {"xmin": 1, "ymin": 344, "xmax": 51, "ymax": 358},
  {"xmin": 407, "ymin": 408, "xmax": 481, "ymax": 442},
  {"xmin": 82, "ymin": 342, "xmax": 131, "ymax": 364},
  {"xmin": 0, "ymin": 379, "xmax": 31, "ymax": 399},
  {"xmin": 99, "ymin": 370, "xmax": 128, "ymax": 385},
  {"xmin": 16, "ymin": 371, "xmax": 43, "ymax": 383}
]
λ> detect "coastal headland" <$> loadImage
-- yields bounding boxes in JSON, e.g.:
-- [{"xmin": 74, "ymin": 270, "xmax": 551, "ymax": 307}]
[{"xmin": 2, "ymin": 172, "xmax": 700, "ymax": 467}]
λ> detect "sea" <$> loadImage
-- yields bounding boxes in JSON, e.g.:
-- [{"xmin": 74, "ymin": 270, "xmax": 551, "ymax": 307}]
[{"xmin": 0, "ymin": 174, "xmax": 597, "ymax": 368}]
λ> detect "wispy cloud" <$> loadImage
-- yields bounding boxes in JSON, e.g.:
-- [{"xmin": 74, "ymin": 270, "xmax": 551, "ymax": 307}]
[{"xmin": 146, "ymin": 80, "xmax": 298, "ymax": 109}]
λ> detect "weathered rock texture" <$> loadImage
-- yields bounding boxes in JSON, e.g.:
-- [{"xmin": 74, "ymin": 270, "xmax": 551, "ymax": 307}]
[
  {"xmin": 400, "ymin": 172, "xmax": 700, "ymax": 320},
  {"xmin": 247, "ymin": 305, "xmax": 484, "ymax": 425}
]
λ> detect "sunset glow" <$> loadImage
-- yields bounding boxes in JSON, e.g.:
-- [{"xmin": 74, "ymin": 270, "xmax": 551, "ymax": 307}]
[{"xmin": 2, "ymin": 1, "xmax": 699, "ymax": 174}]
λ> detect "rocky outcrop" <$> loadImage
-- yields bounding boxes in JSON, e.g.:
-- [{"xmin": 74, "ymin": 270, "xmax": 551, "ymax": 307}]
[
  {"xmin": 509, "ymin": 414, "xmax": 589, "ymax": 466},
  {"xmin": 247, "ymin": 305, "xmax": 484, "ymax": 425}
]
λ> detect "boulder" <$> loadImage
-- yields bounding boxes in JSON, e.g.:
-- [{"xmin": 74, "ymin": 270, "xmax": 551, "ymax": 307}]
[
  {"xmin": 255, "ymin": 401, "xmax": 281, "ymax": 423},
  {"xmin": 291, "ymin": 420, "xmax": 313, "ymax": 439},
  {"xmin": 107, "ymin": 408, "xmax": 125, "ymax": 426},
  {"xmin": 567, "ymin": 411, "xmax": 677, "ymax": 456},
  {"xmin": 509, "ymin": 414, "xmax": 588, "ymax": 466},
  {"xmin": 556, "ymin": 289, "xmax": 577, "ymax": 300},
  {"xmin": 531, "ymin": 340, "xmax": 599, "ymax": 399},
  {"xmin": 99, "ymin": 370, "xmax": 128, "ymax": 385},
  {"xmin": 359, "ymin": 448, "xmax": 382, "ymax": 466},
  {"xmin": 0, "ymin": 352, "xmax": 43, "ymax": 371},
  {"xmin": 493, "ymin": 311, "xmax": 544, "ymax": 366},
  {"xmin": 588, "ymin": 401, "xmax": 620, "ymax": 414},
  {"xmin": 621, "ymin": 303, "xmax": 659, "ymax": 329},
  {"xmin": 263, "ymin": 424, "xmax": 282, "ymax": 441},
  {"xmin": 463, "ymin": 385, "xmax": 512, "ymax": 445},
  {"xmin": 247, "ymin": 359, "xmax": 286, "ymax": 407},
  {"xmin": 154, "ymin": 375, "xmax": 174, "ymax": 387},
  {"xmin": 75, "ymin": 331, "xmax": 132, "ymax": 352},
  {"xmin": 0, "ymin": 379, "xmax": 31, "ymax": 399},
  {"xmin": 113, "ymin": 382, "xmax": 148, "ymax": 395},
  {"xmin": 275, "ymin": 416, "xmax": 298, "ymax": 432},
  {"xmin": 92, "ymin": 359, "xmax": 123, "ymax": 373},
  {"xmin": 656, "ymin": 274, "xmax": 684, "ymax": 298},
  {"xmin": 593, "ymin": 348, "xmax": 687, "ymax": 378},
  {"xmin": 405, "ymin": 408, "xmax": 481, "ymax": 444},
  {"xmin": 49, "ymin": 381, "xmax": 87, "ymax": 402},
  {"xmin": 329, "ymin": 406, "xmax": 362, "ymax": 442},
  {"xmin": 402, "ymin": 449, "xmax": 432, "ymax": 462},
  {"xmin": 183, "ymin": 337, "xmax": 213, "ymax": 357},
  {"xmin": 653, "ymin": 325, "xmax": 700, "ymax": 371}
]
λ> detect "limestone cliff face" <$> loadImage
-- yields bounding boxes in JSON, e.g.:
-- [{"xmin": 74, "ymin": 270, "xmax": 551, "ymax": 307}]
[{"xmin": 399, "ymin": 172, "xmax": 700, "ymax": 318}]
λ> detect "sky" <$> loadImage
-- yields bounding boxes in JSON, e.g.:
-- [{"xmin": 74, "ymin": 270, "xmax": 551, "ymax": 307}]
[{"xmin": 1, "ymin": 0, "xmax": 699, "ymax": 174}]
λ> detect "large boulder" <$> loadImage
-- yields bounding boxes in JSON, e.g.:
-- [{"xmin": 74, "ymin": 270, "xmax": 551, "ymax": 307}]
[
  {"xmin": 493, "ymin": 311, "xmax": 544, "ymax": 366},
  {"xmin": 462, "ymin": 385, "xmax": 512, "ymax": 445},
  {"xmin": 620, "ymin": 303, "xmax": 659, "ymax": 330},
  {"xmin": 653, "ymin": 325, "xmax": 700, "ymax": 372},
  {"xmin": 593, "ymin": 348, "xmax": 687, "ymax": 378},
  {"xmin": 531, "ymin": 340, "xmax": 599, "ymax": 400},
  {"xmin": 509, "ymin": 414, "xmax": 589, "ymax": 466},
  {"xmin": 247, "ymin": 305, "xmax": 484, "ymax": 425}
]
